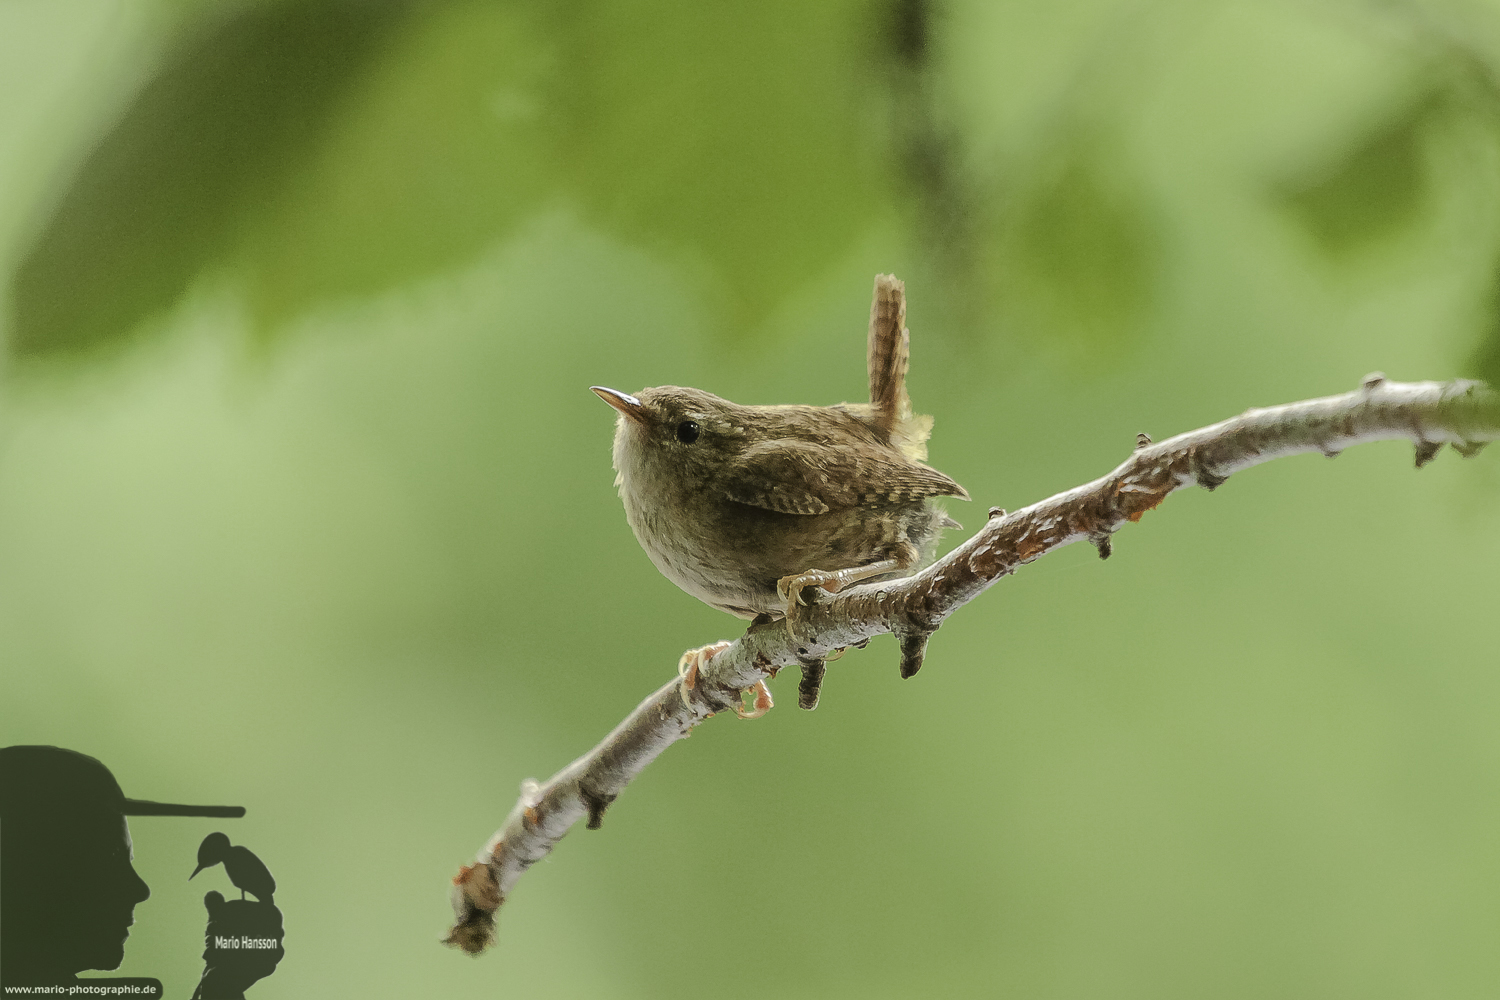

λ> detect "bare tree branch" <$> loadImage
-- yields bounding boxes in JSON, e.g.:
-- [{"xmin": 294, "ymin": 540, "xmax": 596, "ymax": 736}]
[{"xmin": 445, "ymin": 371, "xmax": 1497, "ymax": 955}]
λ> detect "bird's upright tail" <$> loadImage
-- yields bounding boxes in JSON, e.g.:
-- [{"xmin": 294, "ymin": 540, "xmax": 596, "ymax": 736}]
[{"xmin": 867, "ymin": 273, "xmax": 934, "ymax": 462}]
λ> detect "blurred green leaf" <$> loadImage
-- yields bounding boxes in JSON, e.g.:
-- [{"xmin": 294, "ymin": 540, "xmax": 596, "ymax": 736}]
[
  {"xmin": 1473, "ymin": 266, "xmax": 1500, "ymax": 388},
  {"xmin": 236, "ymin": 2, "xmax": 557, "ymax": 329},
  {"xmin": 986, "ymin": 133, "xmax": 1159, "ymax": 365},
  {"xmin": 10, "ymin": 0, "xmax": 418, "ymax": 357},
  {"xmin": 541, "ymin": 0, "xmax": 890, "ymax": 328},
  {"xmin": 8, "ymin": 0, "xmax": 902, "ymax": 358},
  {"xmin": 1279, "ymin": 93, "xmax": 1432, "ymax": 256}
]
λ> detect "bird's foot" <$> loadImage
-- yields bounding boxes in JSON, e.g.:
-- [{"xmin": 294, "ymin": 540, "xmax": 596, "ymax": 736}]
[
  {"xmin": 679, "ymin": 641, "xmax": 772, "ymax": 718},
  {"xmin": 776, "ymin": 569, "xmax": 842, "ymax": 616},
  {"xmin": 737, "ymin": 679, "xmax": 774, "ymax": 719},
  {"xmin": 678, "ymin": 640, "xmax": 732, "ymax": 701},
  {"xmin": 776, "ymin": 557, "xmax": 905, "ymax": 618}
]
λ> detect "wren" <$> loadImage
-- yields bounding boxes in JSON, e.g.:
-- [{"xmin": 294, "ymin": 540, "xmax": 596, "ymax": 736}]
[{"xmin": 593, "ymin": 274, "xmax": 968, "ymax": 621}]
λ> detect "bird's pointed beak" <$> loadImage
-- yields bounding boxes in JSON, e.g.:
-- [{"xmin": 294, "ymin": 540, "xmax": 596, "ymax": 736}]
[
  {"xmin": 591, "ymin": 386, "xmax": 648, "ymax": 424},
  {"xmin": 189, "ymin": 864, "xmax": 206, "ymax": 880}
]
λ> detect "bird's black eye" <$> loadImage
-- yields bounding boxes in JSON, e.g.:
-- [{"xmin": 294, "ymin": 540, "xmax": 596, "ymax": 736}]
[{"xmin": 676, "ymin": 420, "xmax": 700, "ymax": 444}]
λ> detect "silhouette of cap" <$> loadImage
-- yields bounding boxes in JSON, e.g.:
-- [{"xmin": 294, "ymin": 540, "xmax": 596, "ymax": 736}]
[
  {"xmin": 124, "ymin": 799, "xmax": 245, "ymax": 818},
  {"xmin": 0, "ymin": 746, "xmax": 245, "ymax": 819}
]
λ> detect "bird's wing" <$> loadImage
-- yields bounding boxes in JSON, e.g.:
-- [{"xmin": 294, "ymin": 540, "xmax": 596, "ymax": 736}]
[{"xmin": 722, "ymin": 439, "xmax": 968, "ymax": 515}]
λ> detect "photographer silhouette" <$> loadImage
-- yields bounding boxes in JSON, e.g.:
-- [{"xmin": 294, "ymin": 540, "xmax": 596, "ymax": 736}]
[{"xmin": 0, "ymin": 745, "xmax": 244, "ymax": 991}]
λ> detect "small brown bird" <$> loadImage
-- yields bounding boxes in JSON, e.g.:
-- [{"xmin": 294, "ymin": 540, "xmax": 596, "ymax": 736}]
[{"xmin": 593, "ymin": 274, "xmax": 968, "ymax": 623}]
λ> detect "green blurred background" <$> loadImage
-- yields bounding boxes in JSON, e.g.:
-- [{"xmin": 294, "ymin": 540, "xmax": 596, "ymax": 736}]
[{"xmin": 3, "ymin": 0, "xmax": 1500, "ymax": 996}]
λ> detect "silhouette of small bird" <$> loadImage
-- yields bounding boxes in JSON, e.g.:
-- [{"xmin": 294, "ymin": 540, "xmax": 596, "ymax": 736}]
[{"xmin": 190, "ymin": 832, "xmax": 275, "ymax": 904}]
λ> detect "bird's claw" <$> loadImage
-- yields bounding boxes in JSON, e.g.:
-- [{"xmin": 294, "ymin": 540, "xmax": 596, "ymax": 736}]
[
  {"xmin": 679, "ymin": 641, "xmax": 772, "ymax": 718},
  {"xmin": 736, "ymin": 680, "xmax": 774, "ymax": 719},
  {"xmin": 776, "ymin": 570, "xmax": 841, "ymax": 617},
  {"xmin": 678, "ymin": 640, "xmax": 732, "ymax": 700}
]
